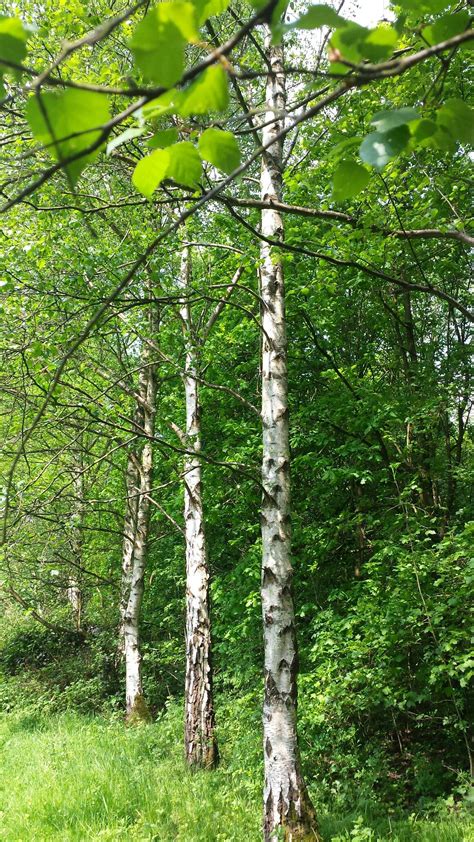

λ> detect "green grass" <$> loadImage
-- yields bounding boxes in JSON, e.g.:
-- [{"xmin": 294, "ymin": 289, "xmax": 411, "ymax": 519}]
[{"xmin": 0, "ymin": 704, "xmax": 472, "ymax": 841}]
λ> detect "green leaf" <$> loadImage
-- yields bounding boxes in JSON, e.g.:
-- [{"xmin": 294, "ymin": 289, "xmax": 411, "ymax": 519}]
[
  {"xmin": 410, "ymin": 119, "xmax": 437, "ymax": 145},
  {"xmin": 133, "ymin": 148, "xmax": 170, "ymax": 197},
  {"xmin": 437, "ymin": 98, "xmax": 474, "ymax": 145},
  {"xmin": 294, "ymin": 4, "xmax": 347, "ymax": 30},
  {"xmin": 193, "ymin": 0, "xmax": 230, "ymax": 24},
  {"xmin": 267, "ymin": 0, "xmax": 291, "ymax": 41},
  {"xmin": 147, "ymin": 127, "xmax": 178, "ymax": 149},
  {"xmin": 330, "ymin": 23, "xmax": 369, "ymax": 63},
  {"xmin": 359, "ymin": 125, "xmax": 410, "ymax": 169},
  {"xmin": 422, "ymin": 11, "xmax": 470, "ymax": 47},
  {"xmin": 332, "ymin": 160, "xmax": 370, "ymax": 201},
  {"xmin": 140, "ymin": 90, "xmax": 183, "ymax": 122},
  {"xmin": 0, "ymin": 16, "xmax": 29, "ymax": 88},
  {"xmin": 0, "ymin": 16, "xmax": 28, "ymax": 42},
  {"xmin": 132, "ymin": 141, "xmax": 202, "ymax": 196},
  {"xmin": 329, "ymin": 136, "xmax": 363, "ymax": 160},
  {"xmin": 130, "ymin": 18, "xmax": 183, "ymax": 88},
  {"xmin": 371, "ymin": 108, "xmax": 419, "ymax": 133},
  {"xmin": 166, "ymin": 141, "xmax": 202, "ymax": 186},
  {"xmin": 361, "ymin": 26, "xmax": 398, "ymax": 62},
  {"xmin": 198, "ymin": 128, "xmax": 241, "ymax": 174},
  {"xmin": 328, "ymin": 60, "xmax": 352, "ymax": 75},
  {"xmin": 331, "ymin": 21, "xmax": 398, "ymax": 63},
  {"xmin": 106, "ymin": 127, "xmax": 144, "ymax": 155},
  {"xmin": 158, "ymin": 2, "xmax": 199, "ymax": 41},
  {"xmin": 129, "ymin": 3, "xmax": 198, "ymax": 88},
  {"xmin": 26, "ymin": 89, "xmax": 110, "ymax": 185},
  {"xmin": 396, "ymin": 0, "xmax": 452, "ymax": 12},
  {"xmin": 430, "ymin": 124, "xmax": 457, "ymax": 153},
  {"xmin": 178, "ymin": 65, "xmax": 229, "ymax": 116}
]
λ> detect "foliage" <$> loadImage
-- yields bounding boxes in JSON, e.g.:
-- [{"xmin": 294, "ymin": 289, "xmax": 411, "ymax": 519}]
[{"xmin": 0, "ymin": 0, "xmax": 473, "ymax": 837}]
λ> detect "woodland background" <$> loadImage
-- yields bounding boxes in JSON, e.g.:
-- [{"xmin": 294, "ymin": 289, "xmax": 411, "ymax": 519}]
[{"xmin": 0, "ymin": 0, "xmax": 473, "ymax": 839}]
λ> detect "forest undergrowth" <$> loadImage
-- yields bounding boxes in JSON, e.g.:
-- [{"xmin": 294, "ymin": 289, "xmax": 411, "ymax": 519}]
[
  {"xmin": 0, "ymin": 704, "xmax": 472, "ymax": 842},
  {"xmin": 0, "ymin": 615, "xmax": 472, "ymax": 842}
]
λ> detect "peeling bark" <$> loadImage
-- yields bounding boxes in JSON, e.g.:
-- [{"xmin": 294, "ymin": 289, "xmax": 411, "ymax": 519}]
[
  {"xmin": 260, "ymin": 30, "xmax": 319, "ymax": 842},
  {"xmin": 180, "ymin": 246, "xmax": 217, "ymax": 769}
]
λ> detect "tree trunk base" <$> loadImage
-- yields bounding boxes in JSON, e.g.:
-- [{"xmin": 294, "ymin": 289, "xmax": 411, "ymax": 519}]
[
  {"xmin": 186, "ymin": 737, "xmax": 219, "ymax": 771},
  {"xmin": 281, "ymin": 821, "xmax": 322, "ymax": 842},
  {"xmin": 266, "ymin": 812, "xmax": 321, "ymax": 841},
  {"xmin": 126, "ymin": 694, "xmax": 152, "ymax": 725}
]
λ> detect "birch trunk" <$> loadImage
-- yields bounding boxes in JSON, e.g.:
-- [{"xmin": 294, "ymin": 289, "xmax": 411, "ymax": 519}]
[
  {"xmin": 180, "ymin": 246, "xmax": 217, "ymax": 768},
  {"xmin": 120, "ymin": 307, "xmax": 158, "ymax": 721},
  {"xmin": 260, "ymin": 30, "xmax": 319, "ymax": 841},
  {"xmin": 67, "ymin": 458, "xmax": 85, "ymax": 631},
  {"xmin": 67, "ymin": 576, "xmax": 83, "ymax": 631},
  {"xmin": 120, "ymin": 450, "xmax": 142, "ymax": 717}
]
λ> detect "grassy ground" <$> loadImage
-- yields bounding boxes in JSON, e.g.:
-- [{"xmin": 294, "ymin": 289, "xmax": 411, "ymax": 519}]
[{"xmin": 0, "ymin": 704, "xmax": 472, "ymax": 841}]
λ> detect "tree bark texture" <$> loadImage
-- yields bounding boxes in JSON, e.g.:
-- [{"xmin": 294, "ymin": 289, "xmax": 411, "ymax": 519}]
[
  {"xmin": 260, "ymin": 29, "xmax": 319, "ymax": 842},
  {"xmin": 120, "ymin": 305, "xmax": 158, "ymax": 721},
  {"xmin": 180, "ymin": 246, "xmax": 217, "ymax": 769},
  {"xmin": 67, "ymin": 459, "xmax": 85, "ymax": 631}
]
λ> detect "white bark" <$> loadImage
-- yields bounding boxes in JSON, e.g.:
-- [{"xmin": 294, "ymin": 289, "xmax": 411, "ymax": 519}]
[
  {"xmin": 179, "ymin": 246, "xmax": 217, "ymax": 768},
  {"xmin": 67, "ymin": 577, "xmax": 83, "ymax": 630},
  {"xmin": 121, "ymin": 450, "xmax": 144, "ymax": 719},
  {"xmin": 260, "ymin": 29, "xmax": 318, "ymax": 842},
  {"xmin": 120, "ymin": 306, "xmax": 158, "ymax": 720},
  {"xmin": 67, "ymin": 459, "xmax": 85, "ymax": 631}
]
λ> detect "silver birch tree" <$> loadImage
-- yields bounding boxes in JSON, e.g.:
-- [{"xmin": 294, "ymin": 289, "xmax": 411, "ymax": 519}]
[
  {"xmin": 66, "ymin": 452, "xmax": 85, "ymax": 631},
  {"xmin": 259, "ymin": 28, "xmax": 319, "ymax": 842},
  {"xmin": 120, "ymin": 303, "xmax": 158, "ymax": 721},
  {"xmin": 178, "ymin": 245, "xmax": 217, "ymax": 768}
]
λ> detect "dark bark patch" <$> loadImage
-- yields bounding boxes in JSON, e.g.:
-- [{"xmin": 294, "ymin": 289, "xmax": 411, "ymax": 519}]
[
  {"xmin": 264, "ymin": 669, "xmax": 281, "ymax": 700},
  {"xmin": 262, "ymin": 566, "xmax": 278, "ymax": 584}
]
